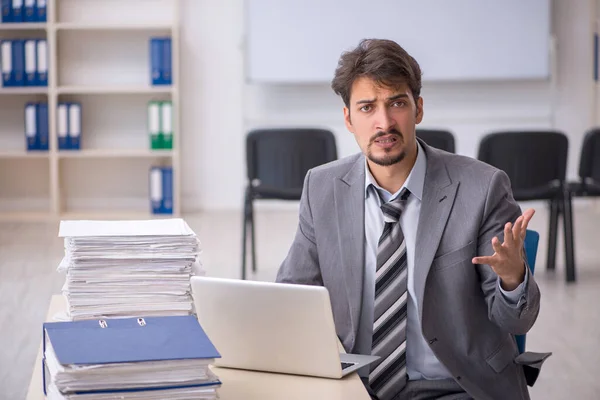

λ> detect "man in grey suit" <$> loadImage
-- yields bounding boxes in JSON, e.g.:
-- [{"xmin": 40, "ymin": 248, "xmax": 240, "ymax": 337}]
[{"xmin": 276, "ymin": 39, "xmax": 549, "ymax": 400}]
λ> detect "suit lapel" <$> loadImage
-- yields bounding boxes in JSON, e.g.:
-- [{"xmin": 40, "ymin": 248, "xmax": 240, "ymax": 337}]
[
  {"xmin": 414, "ymin": 143, "xmax": 459, "ymax": 321},
  {"xmin": 334, "ymin": 156, "xmax": 365, "ymax": 349}
]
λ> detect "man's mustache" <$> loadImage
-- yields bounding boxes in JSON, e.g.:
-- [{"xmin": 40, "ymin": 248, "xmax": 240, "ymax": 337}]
[{"xmin": 370, "ymin": 129, "xmax": 402, "ymax": 144}]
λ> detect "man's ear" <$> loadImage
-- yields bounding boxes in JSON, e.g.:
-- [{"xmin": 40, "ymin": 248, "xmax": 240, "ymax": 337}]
[
  {"xmin": 415, "ymin": 97, "xmax": 424, "ymax": 124},
  {"xmin": 344, "ymin": 107, "xmax": 354, "ymax": 133}
]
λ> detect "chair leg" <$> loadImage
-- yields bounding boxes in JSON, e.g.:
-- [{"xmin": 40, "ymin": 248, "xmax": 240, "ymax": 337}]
[
  {"xmin": 563, "ymin": 189, "xmax": 576, "ymax": 283},
  {"xmin": 547, "ymin": 198, "xmax": 559, "ymax": 271},
  {"xmin": 241, "ymin": 191, "xmax": 249, "ymax": 280},
  {"xmin": 250, "ymin": 199, "xmax": 257, "ymax": 273}
]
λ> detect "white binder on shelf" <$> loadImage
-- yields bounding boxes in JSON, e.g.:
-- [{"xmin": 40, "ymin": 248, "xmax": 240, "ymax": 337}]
[
  {"xmin": 36, "ymin": 39, "xmax": 47, "ymax": 86},
  {"xmin": 68, "ymin": 103, "xmax": 81, "ymax": 150},
  {"xmin": 1, "ymin": 40, "xmax": 12, "ymax": 87},
  {"xmin": 148, "ymin": 101, "xmax": 161, "ymax": 149},
  {"xmin": 149, "ymin": 167, "xmax": 163, "ymax": 214},
  {"xmin": 25, "ymin": 39, "xmax": 37, "ymax": 86},
  {"xmin": 160, "ymin": 101, "xmax": 172, "ymax": 150},
  {"xmin": 57, "ymin": 103, "xmax": 68, "ymax": 150},
  {"xmin": 25, "ymin": 102, "xmax": 37, "ymax": 151}
]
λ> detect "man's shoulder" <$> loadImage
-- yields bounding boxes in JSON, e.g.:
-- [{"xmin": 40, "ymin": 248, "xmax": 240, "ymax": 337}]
[
  {"xmin": 432, "ymin": 148, "xmax": 502, "ymax": 181},
  {"xmin": 308, "ymin": 153, "xmax": 363, "ymax": 179}
]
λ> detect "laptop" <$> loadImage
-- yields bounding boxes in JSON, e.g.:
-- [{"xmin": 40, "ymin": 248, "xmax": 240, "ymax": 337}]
[{"xmin": 190, "ymin": 276, "xmax": 379, "ymax": 379}]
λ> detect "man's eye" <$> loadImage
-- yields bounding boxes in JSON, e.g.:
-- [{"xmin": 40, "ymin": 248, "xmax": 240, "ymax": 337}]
[
  {"xmin": 392, "ymin": 101, "xmax": 405, "ymax": 107},
  {"xmin": 360, "ymin": 105, "xmax": 372, "ymax": 112}
]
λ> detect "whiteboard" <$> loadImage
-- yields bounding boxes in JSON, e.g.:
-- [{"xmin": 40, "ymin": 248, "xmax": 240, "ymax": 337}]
[{"xmin": 245, "ymin": 0, "xmax": 551, "ymax": 83}]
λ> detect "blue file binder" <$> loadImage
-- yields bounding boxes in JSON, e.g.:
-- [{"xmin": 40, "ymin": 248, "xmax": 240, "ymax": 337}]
[
  {"xmin": 150, "ymin": 38, "xmax": 163, "ymax": 85},
  {"xmin": 37, "ymin": 102, "xmax": 48, "ymax": 150},
  {"xmin": 162, "ymin": 166, "xmax": 173, "ymax": 214},
  {"xmin": 24, "ymin": 0, "xmax": 35, "ymax": 22},
  {"xmin": 1, "ymin": 0, "xmax": 11, "ymax": 22},
  {"xmin": 35, "ymin": 0, "xmax": 44, "ymax": 22},
  {"xmin": 67, "ymin": 103, "xmax": 81, "ymax": 150},
  {"xmin": 1, "ymin": 40, "xmax": 12, "ymax": 87},
  {"xmin": 149, "ymin": 166, "xmax": 163, "ymax": 214},
  {"xmin": 12, "ymin": 0, "xmax": 23, "ymax": 22},
  {"xmin": 24, "ymin": 39, "xmax": 37, "ymax": 86},
  {"xmin": 12, "ymin": 39, "xmax": 24, "ymax": 86},
  {"xmin": 36, "ymin": 39, "xmax": 47, "ymax": 86},
  {"xmin": 162, "ymin": 38, "xmax": 172, "ymax": 85},
  {"xmin": 42, "ymin": 315, "xmax": 221, "ymax": 396},
  {"xmin": 57, "ymin": 103, "xmax": 69, "ymax": 150},
  {"xmin": 25, "ymin": 102, "xmax": 37, "ymax": 150}
]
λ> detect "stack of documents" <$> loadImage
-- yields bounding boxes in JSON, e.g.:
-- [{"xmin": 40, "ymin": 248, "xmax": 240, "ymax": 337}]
[
  {"xmin": 58, "ymin": 219, "xmax": 202, "ymax": 321},
  {"xmin": 43, "ymin": 315, "xmax": 221, "ymax": 399}
]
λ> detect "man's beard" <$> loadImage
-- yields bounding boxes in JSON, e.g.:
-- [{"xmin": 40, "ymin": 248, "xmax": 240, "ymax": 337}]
[{"xmin": 366, "ymin": 129, "xmax": 406, "ymax": 167}]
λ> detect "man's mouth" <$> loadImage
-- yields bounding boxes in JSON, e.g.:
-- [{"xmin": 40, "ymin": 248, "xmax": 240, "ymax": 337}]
[{"xmin": 374, "ymin": 134, "xmax": 398, "ymax": 144}]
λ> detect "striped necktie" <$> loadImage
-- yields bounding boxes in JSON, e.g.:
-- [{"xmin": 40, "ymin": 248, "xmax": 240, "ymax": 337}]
[{"xmin": 369, "ymin": 188, "xmax": 410, "ymax": 400}]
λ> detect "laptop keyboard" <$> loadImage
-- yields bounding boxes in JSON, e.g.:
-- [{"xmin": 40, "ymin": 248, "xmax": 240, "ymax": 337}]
[{"xmin": 341, "ymin": 362, "xmax": 355, "ymax": 370}]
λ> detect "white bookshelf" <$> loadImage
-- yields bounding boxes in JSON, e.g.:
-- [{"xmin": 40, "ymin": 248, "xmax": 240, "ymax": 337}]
[{"xmin": 0, "ymin": 0, "xmax": 181, "ymax": 220}]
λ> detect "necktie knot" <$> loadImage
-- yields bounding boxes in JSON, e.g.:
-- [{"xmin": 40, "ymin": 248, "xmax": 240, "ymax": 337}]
[{"xmin": 380, "ymin": 189, "xmax": 410, "ymax": 223}]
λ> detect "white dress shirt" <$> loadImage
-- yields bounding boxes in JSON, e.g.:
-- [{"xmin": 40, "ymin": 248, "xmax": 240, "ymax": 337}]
[{"xmin": 355, "ymin": 141, "xmax": 526, "ymax": 380}]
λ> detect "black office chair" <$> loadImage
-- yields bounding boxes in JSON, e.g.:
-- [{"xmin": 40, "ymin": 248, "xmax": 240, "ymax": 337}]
[
  {"xmin": 477, "ymin": 131, "xmax": 575, "ymax": 282},
  {"xmin": 416, "ymin": 129, "xmax": 456, "ymax": 153},
  {"xmin": 570, "ymin": 128, "xmax": 600, "ymax": 196},
  {"xmin": 242, "ymin": 128, "xmax": 338, "ymax": 279}
]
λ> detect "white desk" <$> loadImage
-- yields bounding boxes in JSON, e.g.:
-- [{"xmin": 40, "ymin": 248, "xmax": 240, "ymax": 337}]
[{"xmin": 26, "ymin": 295, "xmax": 370, "ymax": 400}]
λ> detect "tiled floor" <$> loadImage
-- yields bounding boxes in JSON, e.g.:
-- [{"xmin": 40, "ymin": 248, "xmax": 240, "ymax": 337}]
[{"xmin": 1, "ymin": 203, "xmax": 599, "ymax": 399}]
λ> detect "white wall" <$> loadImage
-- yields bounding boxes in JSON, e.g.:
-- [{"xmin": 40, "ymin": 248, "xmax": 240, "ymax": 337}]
[{"xmin": 179, "ymin": 0, "xmax": 594, "ymax": 212}]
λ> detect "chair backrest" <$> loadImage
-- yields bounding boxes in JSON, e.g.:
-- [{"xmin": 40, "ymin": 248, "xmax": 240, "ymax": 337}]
[
  {"xmin": 579, "ymin": 128, "xmax": 600, "ymax": 184},
  {"xmin": 477, "ymin": 131, "xmax": 568, "ymax": 201},
  {"xmin": 515, "ymin": 229, "xmax": 539, "ymax": 354},
  {"xmin": 416, "ymin": 129, "xmax": 456, "ymax": 153},
  {"xmin": 246, "ymin": 128, "xmax": 338, "ymax": 199}
]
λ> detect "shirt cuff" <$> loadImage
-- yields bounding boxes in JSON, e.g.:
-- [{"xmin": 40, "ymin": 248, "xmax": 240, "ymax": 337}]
[{"xmin": 498, "ymin": 267, "xmax": 529, "ymax": 305}]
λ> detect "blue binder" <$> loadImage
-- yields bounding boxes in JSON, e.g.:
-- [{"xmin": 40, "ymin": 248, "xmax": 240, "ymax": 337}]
[
  {"xmin": 24, "ymin": 39, "xmax": 37, "ymax": 86},
  {"xmin": 12, "ymin": 39, "xmax": 24, "ymax": 86},
  {"xmin": 162, "ymin": 166, "xmax": 173, "ymax": 214},
  {"xmin": 12, "ymin": 0, "xmax": 23, "ymax": 22},
  {"xmin": 35, "ymin": 0, "xmax": 44, "ymax": 22},
  {"xmin": 149, "ymin": 166, "xmax": 163, "ymax": 214},
  {"xmin": 150, "ymin": 38, "xmax": 163, "ymax": 85},
  {"xmin": 1, "ymin": 0, "xmax": 11, "ymax": 22},
  {"xmin": 36, "ymin": 39, "xmax": 47, "ymax": 86},
  {"xmin": 67, "ymin": 102, "xmax": 81, "ymax": 150},
  {"xmin": 25, "ymin": 102, "xmax": 38, "ymax": 150},
  {"xmin": 57, "ymin": 103, "xmax": 69, "ymax": 150},
  {"xmin": 162, "ymin": 38, "xmax": 172, "ymax": 85},
  {"xmin": 24, "ymin": 0, "xmax": 35, "ymax": 22},
  {"xmin": 42, "ymin": 315, "xmax": 221, "ymax": 395},
  {"xmin": 1, "ymin": 40, "xmax": 12, "ymax": 87},
  {"xmin": 37, "ymin": 102, "xmax": 48, "ymax": 150}
]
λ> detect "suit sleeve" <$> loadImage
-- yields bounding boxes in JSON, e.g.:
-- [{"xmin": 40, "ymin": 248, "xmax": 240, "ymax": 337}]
[
  {"xmin": 476, "ymin": 170, "xmax": 541, "ymax": 335},
  {"xmin": 276, "ymin": 170, "xmax": 323, "ymax": 286}
]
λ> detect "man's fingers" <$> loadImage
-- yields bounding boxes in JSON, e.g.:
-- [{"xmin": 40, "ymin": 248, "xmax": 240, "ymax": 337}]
[
  {"xmin": 472, "ymin": 255, "xmax": 495, "ymax": 265},
  {"xmin": 512, "ymin": 216, "xmax": 523, "ymax": 245},
  {"xmin": 491, "ymin": 236, "xmax": 505, "ymax": 256},
  {"xmin": 504, "ymin": 222, "xmax": 514, "ymax": 247}
]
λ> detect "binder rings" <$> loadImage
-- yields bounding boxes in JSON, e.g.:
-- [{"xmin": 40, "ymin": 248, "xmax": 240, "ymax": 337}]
[
  {"xmin": 161, "ymin": 101, "xmax": 173, "ymax": 149},
  {"xmin": 68, "ymin": 103, "xmax": 81, "ymax": 150},
  {"xmin": 36, "ymin": 39, "xmax": 47, "ymax": 86},
  {"xmin": 42, "ymin": 315, "xmax": 221, "ymax": 396},
  {"xmin": 57, "ymin": 103, "xmax": 68, "ymax": 150},
  {"xmin": 24, "ymin": 39, "xmax": 36, "ymax": 86},
  {"xmin": 1, "ymin": 0, "xmax": 11, "ymax": 23},
  {"xmin": 1, "ymin": 40, "xmax": 11, "ymax": 87},
  {"xmin": 25, "ymin": 102, "xmax": 37, "ymax": 150},
  {"xmin": 12, "ymin": 0, "xmax": 23, "ymax": 22},
  {"xmin": 37, "ymin": 102, "xmax": 48, "ymax": 150},
  {"xmin": 24, "ymin": 0, "xmax": 35, "ymax": 22},
  {"xmin": 36, "ymin": 0, "xmax": 45, "ymax": 22},
  {"xmin": 12, "ymin": 39, "xmax": 24, "ymax": 86}
]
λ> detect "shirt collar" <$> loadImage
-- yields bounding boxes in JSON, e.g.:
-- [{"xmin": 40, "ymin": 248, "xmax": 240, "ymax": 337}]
[{"xmin": 364, "ymin": 140, "xmax": 427, "ymax": 201}]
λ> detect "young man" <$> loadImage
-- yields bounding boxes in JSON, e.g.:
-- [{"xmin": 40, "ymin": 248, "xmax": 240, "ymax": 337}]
[{"xmin": 276, "ymin": 39, "xmax": 548, "ymax": 400}]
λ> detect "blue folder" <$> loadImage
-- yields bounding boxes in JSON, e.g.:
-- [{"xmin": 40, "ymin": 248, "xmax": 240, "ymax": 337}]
[
  {"xmin": 162, "ymin": 38, "xmax": 172, "ymax": 85},
  {"xmin": 36, "ymin": 0, "xmax": 45, "ymax": 22},
  {"xmin": 37, "ymin": 102, "xmax": 48, "ymax": 150},
  {"xmin": 1, "ymin": 40, "xmax": 13, "ymax": 87},
  {"xmin": 1, "ymin": 0, "xmax": 11, "ymax": 23},
  {"xmin": 162, "ymin": 166, "xmax": 173, "ymax": 214},
  {"xmin": 12, "ymin": 39, "xmax": 25, "ymax": 86},
  {"xmin": 25, "ymin": 102, "xmax": 38, "ymax": 150},
  {"xmin": 24, "ymin": 0, "xmax": 36, "ymax": 22},
  {"xmin": 150, "ymin": 38, "xmax": 163, "ymax": 85},
  {"xmin": 42, "ymin": 315, "xmax": 221, "ymax": 395},
  {"xmin": 12, "ymin": 0, "xmax": 23, "ymax": 22}
]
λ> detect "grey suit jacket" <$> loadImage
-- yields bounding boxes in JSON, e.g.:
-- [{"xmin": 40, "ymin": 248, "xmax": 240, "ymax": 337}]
[{"xmin": 276, "ymin": 141, "xmax": 549, "ymax": 400}]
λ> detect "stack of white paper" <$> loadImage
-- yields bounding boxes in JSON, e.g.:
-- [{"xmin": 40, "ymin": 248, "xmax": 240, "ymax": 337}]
[{"xmin": 58, "ymin": 219, "xmax": 202, "ymax": 321}]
